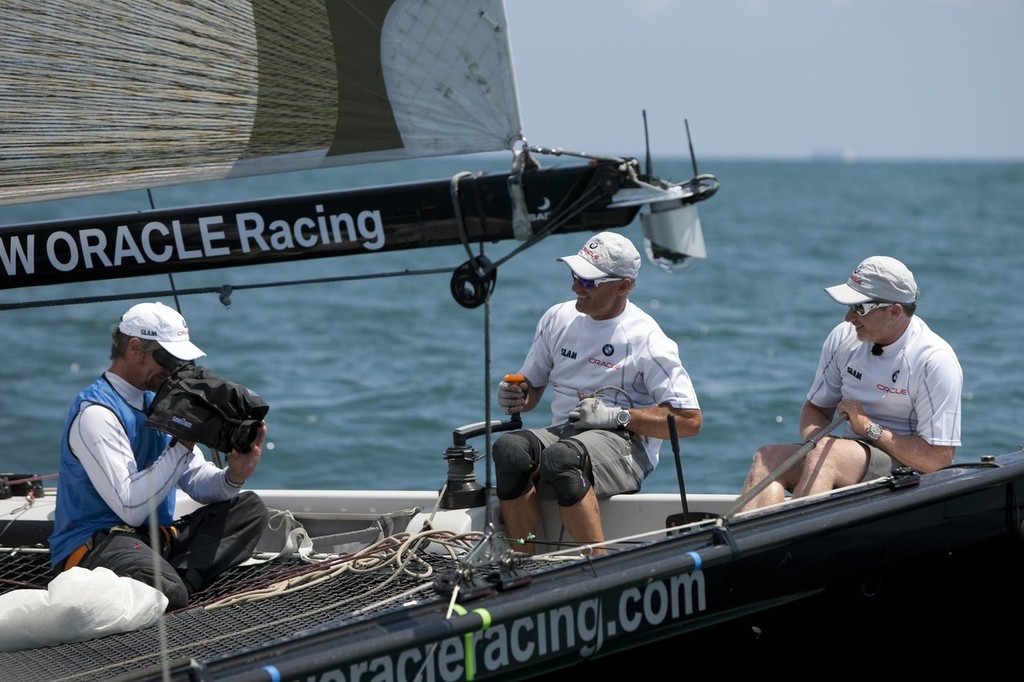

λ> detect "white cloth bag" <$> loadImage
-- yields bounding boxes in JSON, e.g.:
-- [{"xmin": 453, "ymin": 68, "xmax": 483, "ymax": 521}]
[{"xmin": 0, "ymin": 566, "xmax": 167, "ymax": 651}]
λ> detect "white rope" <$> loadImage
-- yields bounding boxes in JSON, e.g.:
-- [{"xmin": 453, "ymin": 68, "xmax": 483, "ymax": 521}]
[{"xmin": 202, "ymin": 527, "xmax": 482, "ymax": 610}]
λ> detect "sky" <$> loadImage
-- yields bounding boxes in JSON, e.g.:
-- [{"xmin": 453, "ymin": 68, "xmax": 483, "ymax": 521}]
[{"xmin": 504, "ymin": 0, "xmax": 1023, "ymax": 161}]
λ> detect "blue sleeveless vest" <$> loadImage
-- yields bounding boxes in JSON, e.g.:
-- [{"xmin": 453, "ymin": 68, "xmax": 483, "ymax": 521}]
[{"xmin": 49, "ymin": 375, "xmax": 173, "ymax": 568}]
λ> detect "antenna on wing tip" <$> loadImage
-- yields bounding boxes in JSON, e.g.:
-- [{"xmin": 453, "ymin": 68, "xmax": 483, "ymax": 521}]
[
  {"xmin": 681, "ymin": 118, "xmax": 718, "ymax": 201},
  {"xmin": 642, "ymin": 109, "xmax": 653, "ymax": 178},
  {"xmin": 639, "ymin": 116, "xmax": 717, "ymax": 275},
  {"xmin": 685, "ymin": 118, "xmax": 699, "ymax": 177}
]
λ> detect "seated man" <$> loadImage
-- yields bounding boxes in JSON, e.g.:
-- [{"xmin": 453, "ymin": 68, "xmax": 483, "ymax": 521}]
[
  {"xmin": 49, "ymin": 302, "xmax": 269, "ymax": 610},
  {"xmin": 738, "ymin": 256, "xmax": 962, "ymax": 511},
  {"xmin": 493, "ymin": 232, "xmax": 701, "ymax": 553}
]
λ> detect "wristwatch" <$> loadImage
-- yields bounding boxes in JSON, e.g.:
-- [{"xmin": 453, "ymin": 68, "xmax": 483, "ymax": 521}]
[
  {"xmin": 866, "ymin": 421, "xmax": 883, "ymax": 441},
  {"xmin": 616, "ymin": 408, "xmax": 631, "ymax": 430}
]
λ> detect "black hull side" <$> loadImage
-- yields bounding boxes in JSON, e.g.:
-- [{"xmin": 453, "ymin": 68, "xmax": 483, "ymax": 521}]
[{"xmin": 169, "ymin": 454, "xmax": 1024, "ymax": 681}]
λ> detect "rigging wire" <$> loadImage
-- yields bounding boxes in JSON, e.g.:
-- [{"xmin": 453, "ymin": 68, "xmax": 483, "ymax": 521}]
[
  {"xmin": 147, "ymin": 182, "xmax": 176, "ymax": 682},
  {"xmin": 0, "ymin": 267, "xmax": 456, "ymax": 312}
]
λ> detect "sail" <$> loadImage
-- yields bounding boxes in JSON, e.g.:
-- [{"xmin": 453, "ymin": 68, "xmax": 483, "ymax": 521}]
[{"xmin": 0, "ymin": 0, "xmax": 523, "ymax": 206}]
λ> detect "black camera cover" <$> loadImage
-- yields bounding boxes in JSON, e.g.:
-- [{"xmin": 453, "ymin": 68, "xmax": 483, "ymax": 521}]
[{"xmin": 145, "ymin": 364, "xmax": 269, "ymax": 454}]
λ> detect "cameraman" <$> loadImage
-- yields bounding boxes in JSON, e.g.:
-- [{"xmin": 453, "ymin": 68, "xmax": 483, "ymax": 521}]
[{"xmin": 48, "ymin": 302, "xmax": 268, "ymax": 611}]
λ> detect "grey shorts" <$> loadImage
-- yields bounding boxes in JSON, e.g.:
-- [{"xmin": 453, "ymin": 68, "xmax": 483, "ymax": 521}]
[
  {"xmin": 530, "ymin": 423, "xmax": 649, "ymax": 498},
  {"xmin": 857, "ymin": 439, "xmax": 902, "ymax": 481}
]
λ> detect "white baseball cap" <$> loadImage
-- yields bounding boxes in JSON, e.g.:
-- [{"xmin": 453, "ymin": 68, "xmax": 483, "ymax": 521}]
[
  {"xmin": 557, "ymin": 231, "xmax": 641, "ymax": 280},
  {"xmin": 825, "ymin": 256, "xmax": 919, "ymax": 305},
  {"xmin": 119, "ymin": 302, "xmax": 206, "ymax": 361}
]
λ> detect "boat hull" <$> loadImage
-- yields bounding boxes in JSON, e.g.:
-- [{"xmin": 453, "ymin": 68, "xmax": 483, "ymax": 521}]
[{"xmin": 5, "ymin": 451, "xmax": 1021, "ymax": 679}]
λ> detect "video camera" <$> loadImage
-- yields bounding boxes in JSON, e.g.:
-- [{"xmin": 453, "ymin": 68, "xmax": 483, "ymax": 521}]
[{"xmin": 145, "ymin": 364, "xmax": 269, "ymax": 454}]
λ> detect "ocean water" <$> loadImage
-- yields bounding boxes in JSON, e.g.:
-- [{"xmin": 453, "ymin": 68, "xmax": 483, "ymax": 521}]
[{"xmin": 1, "ymin": 158, "xmax": 1021, "ymax": 497}]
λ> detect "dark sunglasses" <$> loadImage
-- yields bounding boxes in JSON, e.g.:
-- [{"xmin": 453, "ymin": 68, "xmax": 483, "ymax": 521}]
[
  {"xmin": 152, "ymin": 347, "xmax": 184, "ymax": 370},
  {"xmin": 849, "ymin": 301, "xmax": 894, "ymax": 316},
  {"xmin": 572, "ymin": 273, "xmax": 624, "ymax": 289}
]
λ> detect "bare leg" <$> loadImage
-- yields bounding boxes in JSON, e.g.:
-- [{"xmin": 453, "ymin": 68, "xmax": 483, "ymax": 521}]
[
  {"xmin": 500, "ymin": 487, "xmax": 540, "ymax": 554},
  {"xmin": 738, "ymin": 444, "xmax": 799, "ymax": 511},
  {"xmin": 740, "ymin": 439, "xmax": 868, "ymax": 510},
  {"xmin": 791, "ymin": 438, "xmax": 868, "ymax": 497},
  {"xmin": 558, "ymin": 487, "xmax": 606, "ymax": 555}
]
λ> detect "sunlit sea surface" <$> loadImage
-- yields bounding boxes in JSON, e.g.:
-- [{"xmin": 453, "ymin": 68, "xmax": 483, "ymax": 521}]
[{"xmin": 2, "ymin": 158, "xmax": 1022, "ymax": 496}]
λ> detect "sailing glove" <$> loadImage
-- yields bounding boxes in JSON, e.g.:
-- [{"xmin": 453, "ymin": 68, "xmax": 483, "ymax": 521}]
[
  {"xmin": 568, "ymin": 398, "xmax": 621, "ymax": 430},
  {"xmin": 498, "ymin": 380, "xmax": 524, "ymax": 414}
]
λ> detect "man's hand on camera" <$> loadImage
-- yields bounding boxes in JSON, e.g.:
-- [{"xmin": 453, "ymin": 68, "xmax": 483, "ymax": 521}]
[{"xmin": 225, "ymin": 422, "xmax": 266, "ymax": 485}]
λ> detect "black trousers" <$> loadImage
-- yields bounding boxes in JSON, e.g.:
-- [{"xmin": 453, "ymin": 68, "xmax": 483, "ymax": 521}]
[{"xmin": 76, "ymin": 491, "xmax": 268, "ymax": 611}]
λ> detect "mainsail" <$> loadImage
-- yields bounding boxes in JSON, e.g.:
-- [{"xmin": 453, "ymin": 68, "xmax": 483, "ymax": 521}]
[
  {"xmin": 0, "ymin": 0, "xmax": 522, "ymax": 206},
  {"xmin": 0, "ymin": 0, "xmax": 717, "ymax": 299}
]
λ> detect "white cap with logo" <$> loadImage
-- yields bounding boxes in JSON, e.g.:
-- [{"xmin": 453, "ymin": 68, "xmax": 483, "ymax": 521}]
[
  {"xmin": 825, "ymin": 256, "xmax": 919, "ymax": 305},
  {"xmin": 557, "ymin": 231, "xmax": 641, "ymax": 280},
  {"xmin": 119, "ymin": 302, "xmax": 206, "ymax": 361}
]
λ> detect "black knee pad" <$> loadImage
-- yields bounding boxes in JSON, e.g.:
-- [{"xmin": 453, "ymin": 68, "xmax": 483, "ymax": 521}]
[
  {"xmin": 539, "ymin": 440, "xmax": 590, "ymax": 506},
  {"xmin": 493, "ymin": 431, "xmax": 542, "ymax": 500}
]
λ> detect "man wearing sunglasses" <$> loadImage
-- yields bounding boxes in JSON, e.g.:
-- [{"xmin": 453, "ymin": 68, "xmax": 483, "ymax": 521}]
[
  {"xmin": 738, "ymin": 256, "xmax": 962, "ymax": 510},
  {"xmin": 49, "ymin": 302, "xmax": 268, "ymax": 611},
  {"xmin": 494, "ymin": 231, "xmax": 702, "ymax": 553}
]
